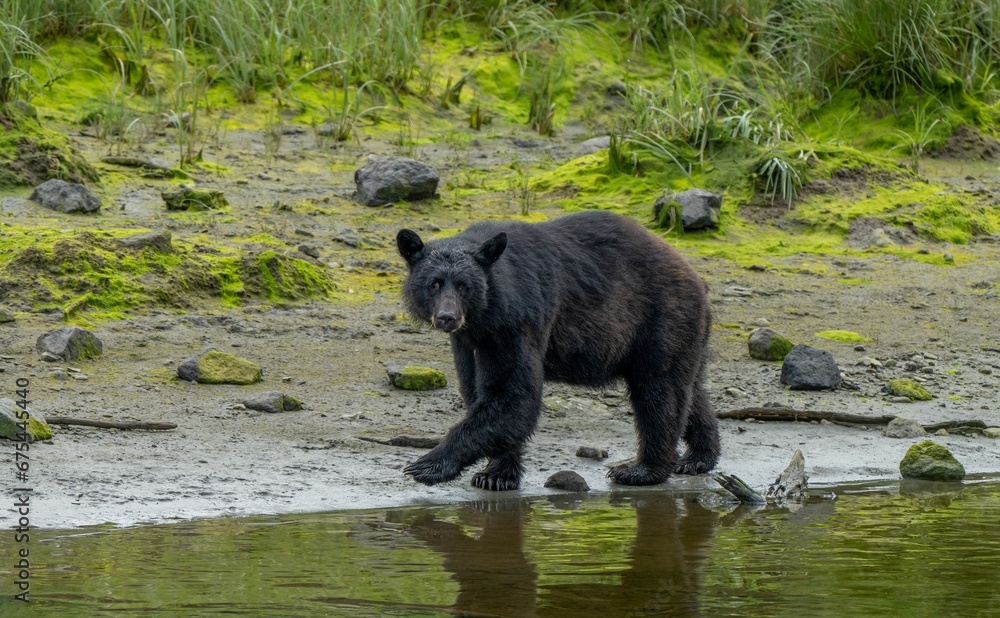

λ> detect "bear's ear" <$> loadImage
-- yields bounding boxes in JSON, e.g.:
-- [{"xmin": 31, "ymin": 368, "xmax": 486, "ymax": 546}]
[
  {"xmin": 475, "ymin": 232, "xmax": 507, "ymax": 267},
  {"xmin": 397, "ymin": 229, "xmax": 425, "ymax": 265}
]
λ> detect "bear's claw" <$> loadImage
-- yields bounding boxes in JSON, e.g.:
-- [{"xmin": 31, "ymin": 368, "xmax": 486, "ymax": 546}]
[
  {"xmin": 470, "ymin": 472, "xmax": 520, "ymax": 491},
  {"xmin": 607, "ymin": 461, "xmax": 670, "ymax": 486},
  {"xmin": 404, "ymin": 455, "xmax": 462, "ymax": 485},
  {"xmin": 674, "ymin": 454, "xmax": 716, "ymax": 475}
]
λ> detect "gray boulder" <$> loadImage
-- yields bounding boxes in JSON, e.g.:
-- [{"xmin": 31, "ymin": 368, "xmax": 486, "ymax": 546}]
[
  {"xmin": 654, "ymin": 188, "xmax": 722, "ymax": 231},
  {"xmin": 242, "ymin": 392, "xmax": 303, "ymax": 413},
  {"xmin": 29, "ymin": 179, "xmax": 101, "ymax": 214},
  {"xmin": 780, "ymin": 344, "xmax": 841, "ymax": 390},
  {"xmin": 117, "ymin": 231, "xmax": 173, "ymax": 253},
  {"xmin": 544, "ymin": 470, "xmax": 590, "ymax": 492},
  {"xmin": 36, "ymin": 327, "xmax": 103, "ymax": 361},
  {"xmin": 883, "ymin": 417, "xmax": 927, "ymax": 438},
  {"xmin": 354, "ymin": 155, "xmax": 439, "ymax": 206},
  {"xmin": 0, "ymin": 307, "xmax": 14, "ymax": 323},
  {"xmin": 748, "ymin": 328, "xmax": 794, "ymax": 361},
  {"xmin": 899, "ymin": 440, "xmax": 965, "ymax": 481}
]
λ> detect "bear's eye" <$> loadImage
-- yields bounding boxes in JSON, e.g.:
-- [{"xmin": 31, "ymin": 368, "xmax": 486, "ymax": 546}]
[
  {"xmin": 429, "ymin": 280, "xmax": 441, "ymax": 292},
  {"xmin": 456, "ymin": 282, "xmax": 468, "ymax": 294}
]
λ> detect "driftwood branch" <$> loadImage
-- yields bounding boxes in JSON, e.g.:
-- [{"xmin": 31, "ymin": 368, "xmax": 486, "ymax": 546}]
[
  {"xmin": 45, "ymin": 417, "xmax": 178, "ymax": 431},
  {"xmin": 718, "ymin": 408, "xmax": 988, "ymax": 433},
  {"xmin": 357, "ymin": 435, "xmax": 442, "ymax": 449},
  {"xmin": 714, "ymin": 473, "xmax": 765, "ymax": 505}
]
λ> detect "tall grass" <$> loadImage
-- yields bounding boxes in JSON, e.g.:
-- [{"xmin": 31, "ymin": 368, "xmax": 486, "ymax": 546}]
[{"xmin": 0, "ymin": 6, "xmax": 49, "ymax": 104}]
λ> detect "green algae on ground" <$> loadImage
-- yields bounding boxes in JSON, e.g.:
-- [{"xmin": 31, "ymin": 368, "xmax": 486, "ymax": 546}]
[
  {"xmin": 0, "ymin": 398, "xmax": 53, "ymax": 442},
  {"xmin": 815, "ymin": 330, "xmax": 871, "ymax": 343},
  {"xmin": 0, "ymin": 226, "xmax": 335, "ymax": 317},
  {"xmin": 888, "ymin": 378, "xmax": 933, "ymax": 401},
  {"xmin": 0, "ymin": 103, "xmax": 99, "ymax": 188}
]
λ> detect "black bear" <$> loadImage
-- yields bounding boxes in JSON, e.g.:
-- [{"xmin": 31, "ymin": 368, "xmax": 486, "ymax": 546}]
[{"xmin": 396, "ymin": 210, "xmax": 719, "ymax": 490}]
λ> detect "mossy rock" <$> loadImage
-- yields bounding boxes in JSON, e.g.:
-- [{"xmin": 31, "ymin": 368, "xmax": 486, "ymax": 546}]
[
  {"xmin": 36, "ymin": 326, "xmax": 103, "ymax": 361},
  {"xmin": 0, "ymin": 398, "xmax": 52, "ymax": 442},
  {"xmin": 899, "ymin": 440, "xmax": 965, "ymax": 481},
  {"xmin": 0, "ymin": 108, "xmax": 99, "ymax": 188},
  {"xmin": 162, "ymin": 186, "xmax": 229, "ymax": 211},
  {"xmin": 386, "ymin": 363, "xmax": 446, "ymax": 391},
  {"xmin": 888, "ymin": 378, "xmax": 933, "ymax": 401},
  {"xmin": 748, "ymin": 328, "xmax": 794, "ymax": 361},
  {"xmin": 177, "ymin": 348, "xmax": 262, "ymax": 385}
]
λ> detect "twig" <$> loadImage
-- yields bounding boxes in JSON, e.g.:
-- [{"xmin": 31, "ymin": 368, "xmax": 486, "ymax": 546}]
[
  {"xmin": 45, "ymin": 417, "xmax": 177, "ymax": 431},
  {"xmin": 718, "ymin": 408, "xmax": 988, "ymax": 433}
]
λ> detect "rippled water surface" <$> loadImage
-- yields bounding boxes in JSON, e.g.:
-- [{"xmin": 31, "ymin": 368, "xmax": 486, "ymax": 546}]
[{"xmin": 2, "ymin": 480, "xmax": 999, "ymax": 616}]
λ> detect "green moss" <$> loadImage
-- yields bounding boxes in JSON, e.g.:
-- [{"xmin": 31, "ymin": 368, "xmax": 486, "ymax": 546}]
[
  {"xmin": 899, "ymin": 440, "xmax": 965, "ymax": 481},
  {"xmin": 0, "ymin": 105, "xmax": 99, "ymax": 188},
  {"xmin": 162, "ymin": 187, "xmax": 229, "ymax": 211},
  {"xmin": 26, "ymin": 415, "xmax": 53, "ymax": 441},
  {"xmin": 888, "ymin": 379, "xmax": 933, "ymax": 401},
  {"xmin": 389, "ymin": 366, "xmax": 447, "ymax": 391},
  {"xmin": 193, "ymin": 350, "xmax": 262, "ymax": 385},
  {"xmin": 816, "ymin": 330, "xmax": 871, "ymax": 343}
]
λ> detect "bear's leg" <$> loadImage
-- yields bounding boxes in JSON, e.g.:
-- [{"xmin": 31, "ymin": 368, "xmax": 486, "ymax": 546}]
[
  {"xmin": 470, "ymin": 448, "xmax": 524, "ymax": 491},
  {"xmin": 609, "ymin": 365, "xmax": 690, "ymax": 486},
  {"xmin": 451, "ymin": 335, "xmax": 478, "ymax": 409},
  {"xmin": 405, "ymin": 341, "xmax": 542, "ymax": 486},
  {"xmin": 675, "ymin": 380, "xmax": 720, "ymax": 475}
]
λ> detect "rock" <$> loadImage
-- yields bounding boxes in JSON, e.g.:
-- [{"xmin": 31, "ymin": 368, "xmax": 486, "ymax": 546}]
[
  {"xmin": 653, "ymin": 188, "xmax": 722, "ymax": 231},
  {"xmin": 576, "ymin": 135, "xmax": 611, "ymax": 156},
  {"xmin": 333, "ymin": 228, "xmax": 364, "ymax": 247},
  {"xmin": 177, "ymin": 348, "xmax": 262, "ymax": 385},
  {"xmin": 888, "ymin": 378, "xmax": 933, "ymax": 401},
  {"xmin": 0, "ymin": 398, "xmax": 52, "ymax": 442},
  {"xmin": 354, "ymin": 155, "xmax": 439, "ymax": 206},
  {"xmin": 36, "ymin": 327, "xmax": 103, "ymax": 361},
  {"xmin": 242, "ymin": 392, "xmax": 303, "ymax": 413},
  {"xmin": 889, "ymin": 396, "xmax": 913, "ymax": 404},
  {"xmin": 544, "ymin": 470, "xmax": 590, "ymax": 492},
  {"xmin": 983, "ymin": 427, "xmax": 1000, "ymax": 438},
  {"xmin": 161, "ymin": 186, "xmax": 229, "ymax": 211},
  {"xmin": 883, "ymin": 417, "xmax": 927, "ymax": 438},
  {"xmin": 748, "ymin": 328, "xmax": 794, "ymax": 361},
  {"xmin": 297, "ymin": 244, "xmax": 321, "ymax": 259},
  {"xmin": 780, "ymin": 344, "xmax": 841, "ymax": 390},
  {"xmin": 899, "ymin": 441, "xmax": 965, "ymax": 481},
  {"xmin": 0, "ymin": 307, "xmax": 15, "ymax": 323},
  {"xmin": 575, "ymin": 446, "xmax": 608, "ymax": 460},
  {"xmin": 29, "ymin": 179, "xmax": 101, "ymax": 214},
  {"xmin": 385, "ymin": 363, "xmax": 446, "ymax": 391},
  {"xmin": 117, "ymin": 231, "xmax": 173, "ymax": 253},
  {"xmin": 935, "ymin": 428, "xmax": 949, "ymax": 436}
]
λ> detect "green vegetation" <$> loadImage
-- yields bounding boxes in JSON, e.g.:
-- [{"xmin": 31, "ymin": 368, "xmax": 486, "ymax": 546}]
[
  {"xmin": 3, "ymin": 1, "xmax": 1000, "ymax": 318},
  {"xmin": 816, "ymin": 330, "xmax": 871, "ymax": 343},
  {"xmin": 888, "ymin": 378, "xmax": 934, "ymax": 401}
]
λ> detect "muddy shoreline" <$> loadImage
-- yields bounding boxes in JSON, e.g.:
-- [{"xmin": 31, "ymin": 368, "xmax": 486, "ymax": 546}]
[{"xmin": 3, "ymin": 241, "xmax": 998, "ymax": 529}]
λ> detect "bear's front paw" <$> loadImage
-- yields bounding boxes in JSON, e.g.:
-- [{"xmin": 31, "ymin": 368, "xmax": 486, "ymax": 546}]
[
  {"xmin": 404, "ymin": 454, "xmax": 463, "ymax": 485},
  {"xmin": 607, "ymin": 460, "xmax": 670, "ymax": 486},
  {"xmin": 470, "ymin": 471, "xmax": 520, "ymax": 491}
]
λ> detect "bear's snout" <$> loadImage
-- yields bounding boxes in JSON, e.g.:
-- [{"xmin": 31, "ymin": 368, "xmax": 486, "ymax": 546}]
[{"xmin": 433, "ymin": 310, "xmax": 461, "ymax": 333}]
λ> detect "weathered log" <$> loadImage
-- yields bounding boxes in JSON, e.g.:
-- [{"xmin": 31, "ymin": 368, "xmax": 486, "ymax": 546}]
[
  {"xmin": 766, "ymin": 449, "xmax": 808, "ymax": 503},
  {"xmin": 358, "ymin": 434, "xmax": 442, "ymax": 449},
  {"xmin": 45, "ymin": 417, "xmax": 177, "ymax": 430},
  {"xmin": 714, "ymin": 473, "xmax": 766, "ymax": 505},
  {"xmin": 719, "ymin": 408, "xmax": 988, "ymax": 433}
]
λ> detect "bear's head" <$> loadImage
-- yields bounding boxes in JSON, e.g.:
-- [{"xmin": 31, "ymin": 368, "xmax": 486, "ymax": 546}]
[{"xmin": 396, "ymin": 229, "xmax": 507, "ymax": 333}]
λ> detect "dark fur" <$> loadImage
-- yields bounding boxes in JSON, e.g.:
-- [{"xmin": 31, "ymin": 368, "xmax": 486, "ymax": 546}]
[{"xmin": 397, "ymin": 210, "xmax": 720, "ymax": 490}]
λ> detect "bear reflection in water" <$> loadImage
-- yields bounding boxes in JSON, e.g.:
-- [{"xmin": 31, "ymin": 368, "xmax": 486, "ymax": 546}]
[{"xmin": 401, "ymin": 494, "xmax": 719, "ymax": 616}]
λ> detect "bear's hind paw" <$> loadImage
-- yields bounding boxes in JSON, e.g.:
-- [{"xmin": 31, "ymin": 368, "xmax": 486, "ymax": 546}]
[
  {"xmin": 607, "ymin": 461, "xmax": 670, "ymax": 486},
  {"xmin": 675, "ymin": 453, "xmax": 717, "ymax": 475},
  {"xmin": 471, "ymin": 472, "xmax": 520, "ymax": 491}
]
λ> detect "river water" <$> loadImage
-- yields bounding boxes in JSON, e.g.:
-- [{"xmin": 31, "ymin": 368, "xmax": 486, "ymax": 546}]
[{"xmin": 2, "ymin": 479, "xmax": 998, "ymax": 616}]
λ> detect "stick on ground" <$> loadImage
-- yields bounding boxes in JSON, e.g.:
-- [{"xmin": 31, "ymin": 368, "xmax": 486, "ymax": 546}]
[{"xmin": 45, "ymin": 417, "xmax": 177, "ymax": 431}]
